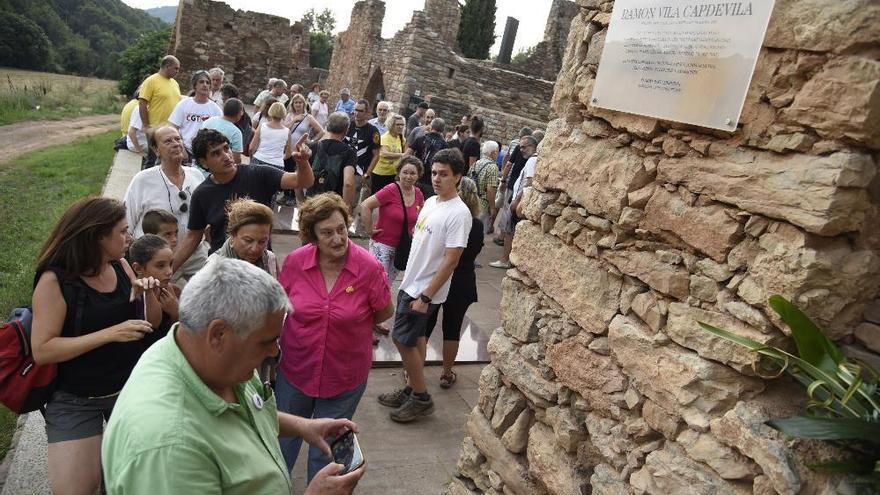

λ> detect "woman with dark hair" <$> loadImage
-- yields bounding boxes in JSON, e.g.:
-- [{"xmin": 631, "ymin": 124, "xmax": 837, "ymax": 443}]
[
  {"xmin": 30, "ymin": 196, "xmax": 161, "ymax": 494},
  {"xmin": 360, "ymin": 155, "xmax": 425, "ymax": 285},
  {"xmin": 276, "ymin": 193, "xmax": 393, "ymax": 482}
]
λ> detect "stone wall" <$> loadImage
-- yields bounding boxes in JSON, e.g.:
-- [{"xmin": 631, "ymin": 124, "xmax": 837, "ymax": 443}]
[
  {"xmin": 169, "ymin": 0, "xmax": 326, "ymax": 102},
  {"xmin": 326, "ymin": 0, "xmax": 577, "ymax": 142},
  {"xmin": 513, "ymin": 0, "xmax": 582, "ymax": 81},
  {"xmin": 449, "ymin": 1, "xmax": 880, "ymax": 494}
]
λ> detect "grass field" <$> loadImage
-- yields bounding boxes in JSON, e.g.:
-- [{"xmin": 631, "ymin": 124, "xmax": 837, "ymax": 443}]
[
  {"xmin": 0, "ymin": 68, "xmax": 123, "ymax": 126},
  {"xmin": 0, "ymin": 131, "xmax": 117, "ymax": 460}
]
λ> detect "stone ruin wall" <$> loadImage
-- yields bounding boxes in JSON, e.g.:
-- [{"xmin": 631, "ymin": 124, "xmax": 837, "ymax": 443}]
[
  {"xmin": 326, "ymin": 0, "xmax": 577, "ymax": 142},
  {"xmin": 449, "ymin": 1, "xmax": 880, "ymax": 494},
  {"xmin": 169, "ymin": 0, "xmax": 328, "ymax": 102},
  {"xmin": 509, "ymin": 0, "xmax": 582, "ymax": 81}
]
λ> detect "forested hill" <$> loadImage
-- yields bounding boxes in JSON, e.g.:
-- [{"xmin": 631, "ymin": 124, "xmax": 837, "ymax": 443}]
[
  {"xmin": 146, "ymin": 5, "xmax": 177, "ymax": 24},
  {"xmin": 0, "ymin": 0, "xmax": 167, "ymax": 80}
]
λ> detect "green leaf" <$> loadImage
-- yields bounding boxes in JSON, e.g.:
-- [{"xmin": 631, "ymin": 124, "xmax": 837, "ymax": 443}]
[
  {"xmin": 768, "ymin": 295, "xmax": 843, "ymax": 375},
  {"xmin": 768, "ymin": 416, "xmax": 880, "ymax": 442}
]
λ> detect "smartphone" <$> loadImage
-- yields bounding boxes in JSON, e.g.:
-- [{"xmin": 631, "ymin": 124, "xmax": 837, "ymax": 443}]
[
  {"xmin": 134, "ymin": 294, "xmax": 147, "ymax": 320},
  {"xmin": 330, "ymin": 429, "xmax": 364, "ymax": 475}
]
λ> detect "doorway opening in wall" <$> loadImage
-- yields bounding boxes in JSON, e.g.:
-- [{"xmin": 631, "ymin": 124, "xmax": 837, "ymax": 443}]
[
  {"xmin": 364, "ymin": 68, "xmax": 386, "ymax": 116},
  {"xmin": 447, "ymin": 67, "xmax": 455, "ymax": 79}
]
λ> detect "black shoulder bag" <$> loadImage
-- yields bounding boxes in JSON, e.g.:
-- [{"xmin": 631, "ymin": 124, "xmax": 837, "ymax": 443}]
[{"xmin": 393, "ymin": 183, "xmax": 413, "ymax": 271}]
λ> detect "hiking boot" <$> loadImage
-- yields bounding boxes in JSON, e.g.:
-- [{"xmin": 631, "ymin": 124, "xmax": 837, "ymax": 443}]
[
  {"xmin": 378, "ymin": 387, "xmax": 411, "ymax": 408},
  {"xmin": 390, "ymin": 395, "xmax": 435, "ymax": 423}
]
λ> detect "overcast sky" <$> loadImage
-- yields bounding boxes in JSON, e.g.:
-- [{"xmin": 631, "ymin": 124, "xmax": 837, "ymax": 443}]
[{"xmin": 122, "ymin": 0, "xmax": 552, "ymax": 56}]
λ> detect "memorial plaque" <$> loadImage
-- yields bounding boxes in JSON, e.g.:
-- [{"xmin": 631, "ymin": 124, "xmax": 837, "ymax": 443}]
[{"xmin": 592, "ymin": 1, "xmax": 775, "ymax": 131}]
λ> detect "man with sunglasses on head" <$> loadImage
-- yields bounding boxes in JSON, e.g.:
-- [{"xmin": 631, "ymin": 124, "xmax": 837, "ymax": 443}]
[
  {"xmin": 171, "ymin": 129, "xmax": 315, "ymax": 274},
  {"xmin": 124, "ymin": 125, "xmax": 210, "ymax": 285}
]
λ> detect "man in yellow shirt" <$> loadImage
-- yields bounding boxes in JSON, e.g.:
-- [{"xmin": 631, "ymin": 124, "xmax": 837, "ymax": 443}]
[
  {"xmin": 138, "ymin": 55, "xmax": 181, "ymax": 131},
  {"xmin": 119, "ymin": 98, "xmax": 138, "ymax": 136}
]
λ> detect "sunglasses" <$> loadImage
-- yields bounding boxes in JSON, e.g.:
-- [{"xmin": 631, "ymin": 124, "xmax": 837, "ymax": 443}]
[{"xmin": 177, "ymin": 190, "xmax": 189, "ymax": 213}]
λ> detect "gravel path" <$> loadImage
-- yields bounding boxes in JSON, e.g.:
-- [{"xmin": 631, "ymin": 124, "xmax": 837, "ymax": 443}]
[{"xmin": 0, "ymin": 114, "xmax": 118, "ymax": 166}]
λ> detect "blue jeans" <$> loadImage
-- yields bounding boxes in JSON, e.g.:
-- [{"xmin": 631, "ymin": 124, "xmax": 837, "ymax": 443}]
[{"xmin": 275, "ymin": 371, "xmax": 367, "ymax": 482}]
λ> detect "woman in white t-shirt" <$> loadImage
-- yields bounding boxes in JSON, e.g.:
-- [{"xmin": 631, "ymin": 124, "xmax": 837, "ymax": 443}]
[
  {"xmin": 250, "ymin": 102, "xmax": 292, "ymax": 170},
  {"xmin": 284, "ymin": 94, "xmax": 325, "ymax": 144},
  {"xmin": 168, "ymin": 70, "xmax": 222, "ymax": 154},
  {"xmin": 310, "ymin": 90, "xmax": 330, "ymax": 128}
]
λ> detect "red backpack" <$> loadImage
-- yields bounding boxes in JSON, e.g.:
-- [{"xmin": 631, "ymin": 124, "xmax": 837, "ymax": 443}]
[{"xmin": 0, "ymin": 273, "xmax": 85, "ymax": 414}]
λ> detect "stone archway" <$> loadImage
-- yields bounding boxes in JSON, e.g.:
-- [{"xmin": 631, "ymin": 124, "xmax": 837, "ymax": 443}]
[{"xmin": 363, "ymin": 67, "xmax": 386, "ymax": 115}]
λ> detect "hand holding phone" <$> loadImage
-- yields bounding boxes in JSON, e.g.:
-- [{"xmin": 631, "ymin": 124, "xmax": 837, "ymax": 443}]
[{"xmin": 330, "ymin": 429, "xmax": 365, "ymax": 475}]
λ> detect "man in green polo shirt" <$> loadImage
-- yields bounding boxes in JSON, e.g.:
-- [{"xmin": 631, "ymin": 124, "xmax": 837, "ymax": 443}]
[{"xmin": 102, "ymin": 258, "xmax": 364, "ymax": 494}]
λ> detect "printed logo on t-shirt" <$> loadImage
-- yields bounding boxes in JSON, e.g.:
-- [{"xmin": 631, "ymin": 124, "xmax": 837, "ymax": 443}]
[{"xmin": 186, "ymin": 113, "xmax": 213, "ymax": 123}]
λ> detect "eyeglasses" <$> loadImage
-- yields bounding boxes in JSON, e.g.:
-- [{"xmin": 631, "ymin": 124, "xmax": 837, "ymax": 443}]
[{"xmin": 158, "ymin": 168, "xmax": 189, "ymax": 214}]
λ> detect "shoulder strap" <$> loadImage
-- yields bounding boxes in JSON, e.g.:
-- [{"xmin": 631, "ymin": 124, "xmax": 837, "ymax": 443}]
[{"xmin": 396, "ymin": 182, "xmax": 408, "ymax": 226}]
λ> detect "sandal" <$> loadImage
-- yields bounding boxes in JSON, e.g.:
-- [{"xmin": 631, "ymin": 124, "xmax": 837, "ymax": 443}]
[{"xmin": 440, "ymin": 371, "xmax": 457, "ymax": 389}]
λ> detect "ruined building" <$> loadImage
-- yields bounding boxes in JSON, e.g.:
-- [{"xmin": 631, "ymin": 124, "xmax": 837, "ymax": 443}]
[
  {"xmin": 449, "ymin": 1, "xmax": 880, "ymax": 494},
  {"xmin": 325, "ymin": 0, "xmax": 578, "ymax": 142},
  {"xmin": 168, "ymin": 0, "xmax": 327, "ymax": 101}
]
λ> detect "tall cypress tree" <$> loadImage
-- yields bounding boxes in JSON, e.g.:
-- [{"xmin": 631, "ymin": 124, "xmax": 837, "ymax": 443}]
[{"xmin": 456, "ymin": 0, "xmax": 497, "ymax": 60}]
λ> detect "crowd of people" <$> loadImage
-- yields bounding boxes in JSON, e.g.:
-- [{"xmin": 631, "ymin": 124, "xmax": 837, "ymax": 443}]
[{"xmin": 39, "ymin": 55, "xmax": 545, "ymax": 494}]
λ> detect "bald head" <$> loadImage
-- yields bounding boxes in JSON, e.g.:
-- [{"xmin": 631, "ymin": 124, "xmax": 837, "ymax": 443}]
[{"xmin": 159, "ymin": 55, "xmax": 180, "ymax": 78}]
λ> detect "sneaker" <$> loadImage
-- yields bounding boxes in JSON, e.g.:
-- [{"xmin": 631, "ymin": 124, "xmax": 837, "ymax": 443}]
[
  {"xmin": 390, "ymin": 395, "xmax": 435, "ymax": 423},
  {"xmin": 378, "ymin": 387, "xmax": 411, "ymax": 408},
  {"xmin": 489, "ymin": 260, "xmax": 512, "ymax": 269}
]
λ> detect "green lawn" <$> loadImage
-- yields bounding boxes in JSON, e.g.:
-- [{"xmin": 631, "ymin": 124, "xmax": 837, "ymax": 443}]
[
  {"xmin": 0, "ymin": 130, "xmax": 117, "ymax": 460},
  {"xmin": 0, "ymin": 68, "xmax": 123, "ymax": 126}
]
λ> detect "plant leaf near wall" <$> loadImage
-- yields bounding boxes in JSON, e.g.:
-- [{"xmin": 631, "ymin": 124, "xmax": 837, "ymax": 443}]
[{"xmin": 699, "ymin": 295, "xmax": 880, "ymax": 487}]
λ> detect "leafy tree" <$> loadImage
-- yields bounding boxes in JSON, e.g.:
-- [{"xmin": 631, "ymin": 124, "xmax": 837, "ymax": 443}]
[
  {"xmin": 117, "ymin": 27, "xmax": 172, "ymax": 98},
  {"xmin": 301, "ymin": 8, "xmax": 336, "ymax": 70},
  {"xmin": 456, "ymin": 0, "xmax": 496, "ymax": 60},
  {"xmin": 510, "ymin": 45, "xmax": 537, "ymax": 65},
  {"xmin": 0, "ymin": 0, "xmax": 167, "ymax": 79},
  {"xmin": 0, "ymin": 13, "xmax": 52, "ymax": 71},
  {"xmin": 301, "ymin": 8, "xmax": 335, "ymax": 34}
]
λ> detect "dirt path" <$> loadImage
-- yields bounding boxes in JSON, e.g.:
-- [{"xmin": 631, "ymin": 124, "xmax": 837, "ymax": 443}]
[{"xmin": 0, "ymin": 114, "xmax": 118, "ymax": 165}]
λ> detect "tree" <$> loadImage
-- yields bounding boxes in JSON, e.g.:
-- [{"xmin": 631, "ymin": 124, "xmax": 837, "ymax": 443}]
[
  {"xmin": 510, "ymin": 45, "xmax": 537, "ymax": 65},
  {"xmin": 0, "ymin": 13, "xmax": 52, "ymax": 71},
  {"xmin": 117, "ymin": 27, "xmax": 172, "ymax": 98},
  {"xmin": 301, "ymin": 8, "xmax": 335, "ymax": 70},
  {"xmin": 456, "ymin": 0, "xmax": 496, "ymax": 60}
]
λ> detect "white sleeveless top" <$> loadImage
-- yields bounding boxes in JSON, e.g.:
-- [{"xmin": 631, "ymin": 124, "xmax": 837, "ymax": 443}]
[{"xmin": 252, "ymin": 122, "xmax": 288, "ymax": 167}]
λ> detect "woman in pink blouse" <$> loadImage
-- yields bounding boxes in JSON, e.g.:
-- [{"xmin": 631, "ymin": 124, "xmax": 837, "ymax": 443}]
[
  {"xmin": 360, "ymin": 156, "xmax": 425, "ymax": 332},
  {"xmin": 277, "ymin": 193, "xmax": 394, "ymax": 481}
]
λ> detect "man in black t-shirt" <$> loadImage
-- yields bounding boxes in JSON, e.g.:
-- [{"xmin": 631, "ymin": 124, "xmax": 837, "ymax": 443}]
[
  {"xmin": 407, "ymin": 117, "xmax": 448, "ymax": 199},
  {"xmin": 406, "ymin": 101, "xmax": 429, "ymax": 135},
  {"xmin": 171, "ymin": 128, "xmax": 314, "ymax": 273},
  {"xmin": 309, "ymin": 111, "xmax": 357, "ymax": 206},
  {"xmin": 346, "ymin": 99, "xmax": 381, "ymax": 177},
  {"xmin": 460, "ymin": 116, "xmax": 484, "ymax": 170}
]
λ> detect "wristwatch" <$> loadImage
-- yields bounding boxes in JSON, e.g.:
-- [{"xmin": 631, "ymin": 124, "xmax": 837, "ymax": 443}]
[{"xmin": 418, "ymin": 293, "xmax": 432, "ymax": 304}]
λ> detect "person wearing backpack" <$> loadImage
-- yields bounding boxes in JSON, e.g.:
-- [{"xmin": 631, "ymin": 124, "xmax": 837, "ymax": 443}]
[
  {"xmin": 306, "ymin": 112, "xmax": 358, "ymax": 207},
  {"xmin": 407, "ymin": 117, "xmax": 449, "ymax": 200},
  {"xmin": 30, "ymin": 197, "xmax": 162, "ymax": 495},
  {"xmin": 469, "ymin": 141, "xmax": 500, "ymax": 235}
]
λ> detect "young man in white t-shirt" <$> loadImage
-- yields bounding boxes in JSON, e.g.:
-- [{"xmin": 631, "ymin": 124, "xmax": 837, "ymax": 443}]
[
  {"xmin": 168, "ymin": 70, "xmax": 222, "ymax": 155},
  {"xmin": 378, "ymin": 148, "xmax": 473, "ymax": 423}
]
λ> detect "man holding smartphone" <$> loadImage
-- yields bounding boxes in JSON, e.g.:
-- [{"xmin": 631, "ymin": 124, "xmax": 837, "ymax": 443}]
[
  {"xmin": 378, "ymin": 149, "xmax": 473, "ymax": 422},
  {"xmin": 102, "ymin": 259, "xmax": 364, "ymax": 494}
]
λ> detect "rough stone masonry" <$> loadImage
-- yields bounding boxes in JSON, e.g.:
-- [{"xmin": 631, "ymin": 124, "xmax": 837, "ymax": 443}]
[{"xmin": 448, "ymin": 0, "xmax": 880, "ymax": 494}]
